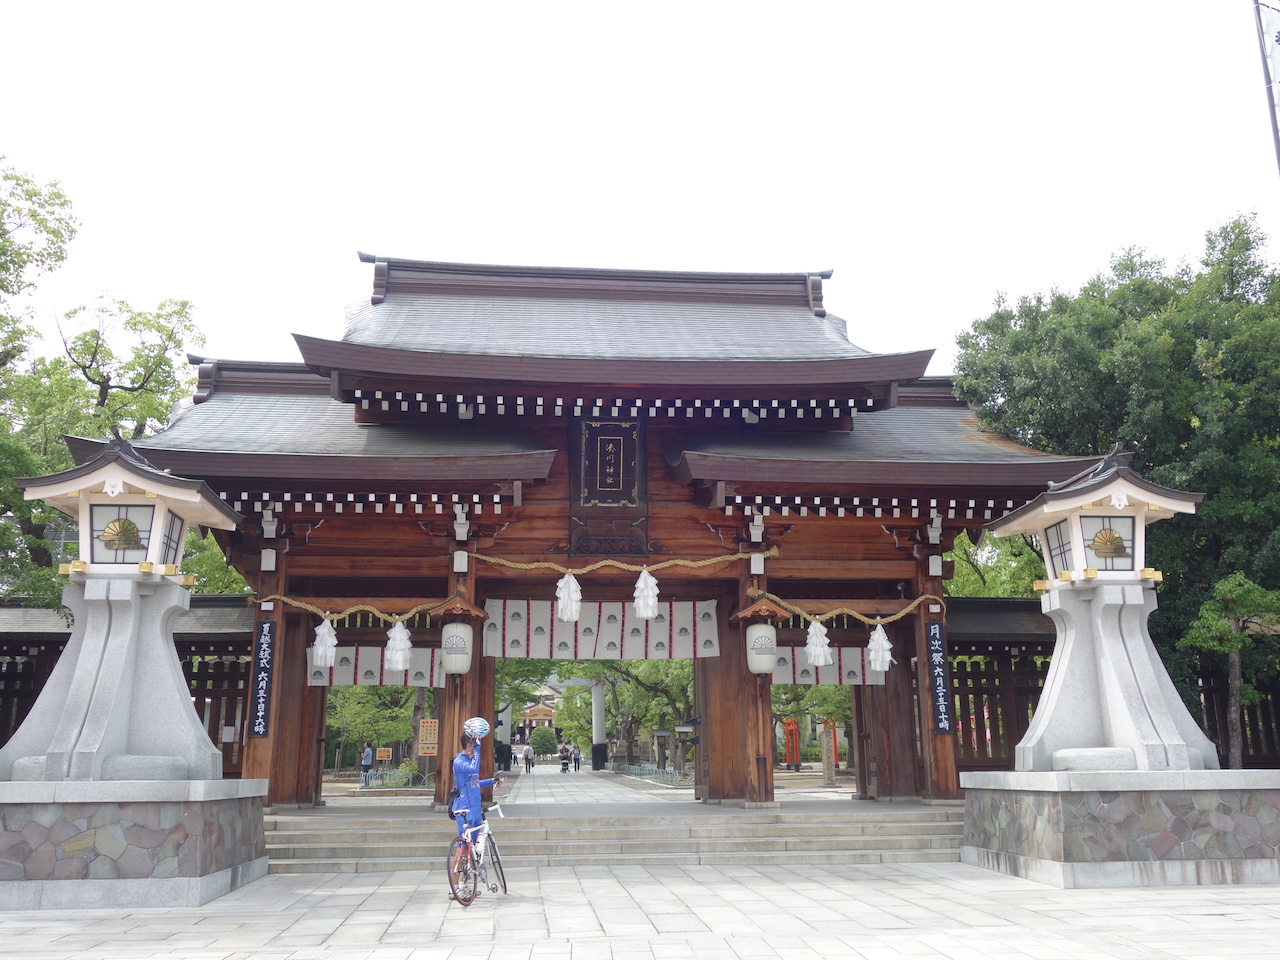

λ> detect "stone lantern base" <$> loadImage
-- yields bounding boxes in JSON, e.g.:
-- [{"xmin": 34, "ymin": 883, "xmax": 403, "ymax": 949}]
[
  {"xmin": 960, "ymin": 770, "xmax": 1280, "ymax": 888},
  {"xmin": 0, "ymin": 779, "xmax": 267, "ymax": 909}
]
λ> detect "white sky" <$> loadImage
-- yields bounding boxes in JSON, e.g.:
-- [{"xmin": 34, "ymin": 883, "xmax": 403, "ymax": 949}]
[{"xmin": 7, "ymin": 2, "xmax": 1280, "ymax": 375}]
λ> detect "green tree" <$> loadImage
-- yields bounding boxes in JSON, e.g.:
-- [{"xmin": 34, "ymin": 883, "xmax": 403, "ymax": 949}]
[
  {"xmin": 528, "ymin": 724, "xmax": 558, "ymax": 756},
  {"xmin": 1, "ymin": 297, "xmax": 207, "ymax": 605},
  {"xmin": 180, "ymin": 532, "xmax": 251, "ymax": 594},
  {"xmin": 945, "ymin": 530, "xmax": 1044, "ymax": 598},
  {"xmin": 954, "ymin": 216, "xmax": 1280, "ymax": 710},
  {"xmin": 1178, "ymin": 572, "xmax": 1280, "ymax": 768},
  {"xmin": 325, "ymin": 685, "xmax": 416, "ymax": 769},
  {"xmin": 494, "ymin": 657, "xmax": 554, "ymax": 721},
  {"xmin": 0, "ymin": 159, "xmax": 77, "ymax": 386}
]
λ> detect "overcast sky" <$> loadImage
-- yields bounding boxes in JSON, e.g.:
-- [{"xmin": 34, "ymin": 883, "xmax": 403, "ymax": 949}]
[{"xmin": 7, "ymin": 2, "xmax": 1280, "ymax": 375}]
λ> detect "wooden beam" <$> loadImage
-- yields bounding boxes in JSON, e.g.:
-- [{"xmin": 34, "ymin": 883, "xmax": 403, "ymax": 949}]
[{"xmin": 282, "ymin": 556, "xmax": 453, "ymax": 577}]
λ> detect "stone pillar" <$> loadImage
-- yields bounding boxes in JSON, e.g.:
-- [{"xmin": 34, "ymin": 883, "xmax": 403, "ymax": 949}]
[{"xmin": 591, "ymin": 679, "xmax": 608, "ymax": 770}]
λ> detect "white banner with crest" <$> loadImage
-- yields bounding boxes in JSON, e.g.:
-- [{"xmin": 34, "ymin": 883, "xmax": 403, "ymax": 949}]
[{"xmin": 483, "ymin": 599, "xmax": 720, "ymax": 659}]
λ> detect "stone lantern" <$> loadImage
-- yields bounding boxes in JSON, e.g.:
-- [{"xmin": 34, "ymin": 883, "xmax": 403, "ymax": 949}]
[
  {"xmin": 0, "ymin": 438, "xmax": 268, "ymax": 907},
  {"xmin": 988, "ymin": 452, "xmax": 1215, "ymax": 773},
  {"xmin": 959, "ymin": 451, "xmax": 1280, "ymax": 888}
]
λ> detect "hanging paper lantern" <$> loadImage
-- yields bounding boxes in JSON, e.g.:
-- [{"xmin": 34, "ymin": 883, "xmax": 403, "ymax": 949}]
[
  {"xmin": 385, "ymin": 620, "xmax": 412, "ymax": 671},
  {"xmin": 805, "ymin": 619, "xmax": 834, "ymax": 666},
  {"xmin": 745, "ymin": 622, "xmax": 777, "ymax": 675},
  {"xmin": 867, "ymin": 623, "xmax": 896, "ymax": 672},
  {"xmin": 313, "ymin": 616, "xmax": 338, "ymax": 667},
  {"xmin": 633, "ymin": 568, "xmax": 660, "ymax": 620},
  {"xmin": 556, "ymin": 571, "xmax": 582, "ymax": 622}
]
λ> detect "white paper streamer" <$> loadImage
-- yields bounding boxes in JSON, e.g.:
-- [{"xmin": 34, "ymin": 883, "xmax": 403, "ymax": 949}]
[
  {"xmin": 555, "ymin": 571, "xmax": 582, "ymax": 622},
  {"xmin": 633, "ymin": 568, "xmax": 660, "ymax": 620},
  {"xmin": 867, "ymin": 623, "xmax": 896, "ymax": 672},
  {"xmin": 805, "ymin": 619, "xmax": 835, "ymax": 666},
  {"xmin": 312, "ymin": 617, "xmax": 338, "ymax": 667},
  {"xmin": 385, "ymin": 620, "xmax": 412, "ymax": 671}
]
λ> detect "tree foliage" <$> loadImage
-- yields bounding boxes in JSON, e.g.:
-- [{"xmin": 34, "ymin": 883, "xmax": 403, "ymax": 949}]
[
  {"xmin": 0, "ymin": 161, "xmax": 214, "ymax": 604},
  {"xmin": 552, "ymin": 659, "xmax": 693, "ymax": 763},
  {"xmin": 945, "ymin": 530, "xmax": 1044, "ymax": 598},
  {"xmin": 954, "ymin": 215, "xmax": 1280, "ymax": 705},
  {"xmin": 1178, "ymin": 572, "xmax": 1280, "ymax": 768},
  {"xmin": 0, "ymin": 159, "xmax": 77, "ymax": 383},
  {"xmin": 324, "ymin": 685, "xmax": 420, "ymax": 769},
  {"xmin": 528, "ymin": 724, "xmax": 558, "ymax": 756}
]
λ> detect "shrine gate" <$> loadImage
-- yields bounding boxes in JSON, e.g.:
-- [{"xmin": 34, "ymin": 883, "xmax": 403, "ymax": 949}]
[{"xmin": 68, "ymin": 257, "xmax": 1097, "ymax": 807}]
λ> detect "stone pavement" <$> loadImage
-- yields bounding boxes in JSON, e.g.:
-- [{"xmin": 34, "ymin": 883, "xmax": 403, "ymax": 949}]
[{"xmin": 2, "ymin": 763, "xmax": 1278, "ymax": 960}]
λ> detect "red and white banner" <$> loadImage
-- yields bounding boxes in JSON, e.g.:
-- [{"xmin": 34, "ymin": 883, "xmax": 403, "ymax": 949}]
[
  {"xmin": 308, "ymin": 645, "xmax": 445, "ymax": 687},
  {"xmin": 482, "ymin": 599, "xmax": 720, "ymax": 659},
  {"xmin": 772, "ymin": 645, "xmax": 885, "ymax": 686}
]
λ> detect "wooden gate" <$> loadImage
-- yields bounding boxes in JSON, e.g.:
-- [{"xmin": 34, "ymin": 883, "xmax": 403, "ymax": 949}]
[{"xmin": 948, "ymin": 639, "xmax": 1053, "ymax": 772}]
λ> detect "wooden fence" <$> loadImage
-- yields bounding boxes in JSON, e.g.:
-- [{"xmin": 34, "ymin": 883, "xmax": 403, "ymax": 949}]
[{"xmin": 948, "ymin": 648, "xmax": 1280, "ymax": 771}]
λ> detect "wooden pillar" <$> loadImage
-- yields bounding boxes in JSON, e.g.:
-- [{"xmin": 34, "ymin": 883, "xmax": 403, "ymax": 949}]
[
  {"xmin": 434, "ymin": 642, "xmax": 495, "ymax": 804},
  {"xmin": 241, "ymin": 557, "xmax": 287, "ymax": 804},
  {"xmin": 867, "ymin": 621, "xmax": 919, "ymax": 798},
  {"xmin": 295, "ymin": 684, "xmax": 326, "ymax": 806},
  {"xmin": 697, "ymin": 581, "xmax": 774, "ymax": 804},
  {"xmin": 913, "ymin": 559, "xmax": 960, "ymax": 800},
  {"xmin": 434, "ymin": 558, "xmax": 496, "ymax": 805}
]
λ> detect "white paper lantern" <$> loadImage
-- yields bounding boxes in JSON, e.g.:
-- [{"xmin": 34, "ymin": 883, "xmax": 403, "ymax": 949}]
[
  {"xmin": 745, "ymin": 622, "xmax": 777, "ymax": 675},
  {"xmin": 441, "ymin": 621, "xmax": 474, "ymax": 675}
]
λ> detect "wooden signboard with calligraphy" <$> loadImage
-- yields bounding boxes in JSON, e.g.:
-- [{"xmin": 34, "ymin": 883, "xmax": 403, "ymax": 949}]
[
  {"xmin": 419, "ymin": 718, "xmax": 439, "ymax": 757},
  {"xmin": 927, "ymin": 620, "xmax": 955, "ymax": 735}
]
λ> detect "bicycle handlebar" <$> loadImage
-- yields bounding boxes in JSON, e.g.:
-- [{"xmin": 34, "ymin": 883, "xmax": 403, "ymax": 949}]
[{"xmin": 452, "ymin": 803, "xmax": 504, "ymax": 819}]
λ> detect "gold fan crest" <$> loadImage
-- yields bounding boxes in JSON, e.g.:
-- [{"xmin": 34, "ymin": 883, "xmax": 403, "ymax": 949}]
[
  {"xmin": 1090, "ymin": 528, "xmax": 1129, "ymax": 558},
  {"xmin": 98, "ymin": 518, "xmax": 143, "ymax": 551}
]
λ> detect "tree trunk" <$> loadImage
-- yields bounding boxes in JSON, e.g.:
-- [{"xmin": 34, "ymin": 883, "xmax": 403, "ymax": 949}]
[{"xmin": 1228, "ymin": 644, "xmax": 1244, "ymax": 770}]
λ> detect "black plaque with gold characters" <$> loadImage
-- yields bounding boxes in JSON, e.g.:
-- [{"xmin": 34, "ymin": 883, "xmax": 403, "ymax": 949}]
[
  {"xmin": 569, "ymin": 418, "xmax": 648, "ymax": 555},
  {"xmin": 580, "ymin": 419, "xmax": 640, "ymax": 506}
]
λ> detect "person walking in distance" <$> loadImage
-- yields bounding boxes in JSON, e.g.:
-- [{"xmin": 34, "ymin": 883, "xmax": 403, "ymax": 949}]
[
  {"xmin": 361, "ymin": 741, "xmax": 373, "ymax": 786},
  {"xmin": 572, "ymin": 743, "xmax": 582, "ymax": 772},
  {"xmin": 522, "ymin": 741, "xmax": 534, "ymax": 773}
]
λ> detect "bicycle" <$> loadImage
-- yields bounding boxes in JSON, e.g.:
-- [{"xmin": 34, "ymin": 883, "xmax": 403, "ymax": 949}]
[{"xmin": 447, "ymin": 802, "xmax": 507, "ymax": 906}]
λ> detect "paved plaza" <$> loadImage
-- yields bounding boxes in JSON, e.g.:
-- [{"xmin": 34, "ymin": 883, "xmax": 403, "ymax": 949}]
[{"xmin": 2, "ymin": 763, "xmax": 1279, "ymax": 960}]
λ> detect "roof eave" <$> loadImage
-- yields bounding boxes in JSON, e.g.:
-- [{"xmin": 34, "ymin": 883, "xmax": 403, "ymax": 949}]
[
  {"xmin": 294, "ymin": 334, "xmax": 934, "ymax": 389},
  {"xmin": 68, "ymin": 440, "xmax": 558, "ymax": 484},
  {"xmin": 668, "ymin": 451, "xmax": 1102, "ymax": 488}
]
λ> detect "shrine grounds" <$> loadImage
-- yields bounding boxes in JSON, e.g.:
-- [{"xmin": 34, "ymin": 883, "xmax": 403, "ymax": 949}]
[{"xmin": 1, "ymin": 765, "xmax": 1278, "ymax": 960}]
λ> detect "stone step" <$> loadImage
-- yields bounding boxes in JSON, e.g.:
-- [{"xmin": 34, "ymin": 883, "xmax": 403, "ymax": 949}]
[
  {"xmin": 263, "ymin": 805, "xmax": 965, "ymax": 874},
  {"xmin": 265, "ymin": 819, "xmax": 964, "ymax": 846},
  {"xmin": 268, "ymin": 846, "xmax": 962, "ymax": 873},
  {"xmin": 267, "ymin": 832, "xmax": 961, "ymax": 861},
  {"xmin": 265, "ymin": 809, "xmax": 964, "ymax": 833}
]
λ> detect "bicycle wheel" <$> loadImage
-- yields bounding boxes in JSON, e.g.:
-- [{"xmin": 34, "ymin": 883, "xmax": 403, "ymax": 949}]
[
  {"xmin": 486, "ymin": 834, "xmax": 507, "ymax": 894},
  {"xmin": 447, "ymin": 837, "xmax": 477, "ymax": 905}
]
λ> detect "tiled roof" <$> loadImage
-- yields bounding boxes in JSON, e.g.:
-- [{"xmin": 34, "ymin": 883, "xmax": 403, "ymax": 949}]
[
  {"xmin": 67, "ymin": 393, "xmax": 558, "ymax": 482},
  {"xmin": 665, "ymin": 407, "xmax": 1099, "ymax": 487},
  {"xmin": 342, "ymin": 293, "xmax": 867, "ymax": 363}
]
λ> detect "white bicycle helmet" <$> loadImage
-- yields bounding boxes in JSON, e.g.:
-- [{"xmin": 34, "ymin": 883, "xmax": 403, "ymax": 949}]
[{"xmin": 462, "ymin": 717, "xmax": 490, "ymax": 739}]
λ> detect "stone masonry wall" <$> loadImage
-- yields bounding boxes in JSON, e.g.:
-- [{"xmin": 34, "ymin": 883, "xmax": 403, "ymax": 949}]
[
  {"xmin": 964, "ymin": 788, "xmax": 1280, "ymax": 863},
  {"xmin": 0, "ymin": 797, "xmax": 265, "ymax": 881}
]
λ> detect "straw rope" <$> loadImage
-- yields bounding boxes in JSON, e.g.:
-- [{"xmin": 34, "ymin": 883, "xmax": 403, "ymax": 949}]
[
  {"xmin": 468, "ymin": 546, "xmax": 778, "ymax": 575},
  {"xmin": 746, "ymin": 587, "xmax": 947, "ymax": 627},
  {"xmin": 254, "ymin": 595, "xmax": 441, "ymax": 624}
]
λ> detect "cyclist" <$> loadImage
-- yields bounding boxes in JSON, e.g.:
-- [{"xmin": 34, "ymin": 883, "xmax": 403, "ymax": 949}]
[{"xmin": 451, "ymin": 717, "xmax": 504, "ymax": 838}]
